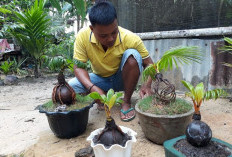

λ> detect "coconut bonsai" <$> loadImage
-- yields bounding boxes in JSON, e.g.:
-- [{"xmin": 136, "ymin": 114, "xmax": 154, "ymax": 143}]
[
  {"xmin": 163, "ymin": 81, "xmax": 231, "ymax": 157},
  {"xmin": 181, "ymin": 80, "xmax": 227, "ymax": 146},
  {"xmin": 136, "ymin": 46, "xmax": 203, "ymax": 144},
  {"xmin": 39, "ymin": 56, "xmax": 93, "ymax": 138},
  {"xmin": 88, "ymin": 89, "xmax": 137, "ymax": 157}
]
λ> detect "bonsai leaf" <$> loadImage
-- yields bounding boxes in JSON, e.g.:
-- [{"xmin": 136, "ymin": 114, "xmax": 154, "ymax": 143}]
[
  {"xmin": 204, "ymin": 89, "xmax": 227, "ymax": 100},
  {"xmin": 89, "ymin": 92, "xmax": 104, "ymax": 102},
  {"xmin": 222, "ymin": 62, "xmax": 232, "ymax": 68},
  {"xmin": 101, "ymin": 95, "xmax": 107, "ymax": 102},
  {"xmin": 106, "ymin": 89, "xmax": 114, "ymax": 101},
  {"xmin": 182, "ymin": 80, "xmax": 227, "ymax": 115},
  {"xmin": 116, "ymin": 98, "xmax": 123, "ymax": 104},
  {"xmin": 181, "ymin": 80, "xmax": 194, "ymax": 93},
  {"xmin": 115, "ymin": 92, "xmax": 123, "ymax": 104},
  {"xmin": 194, "ymin": 82, "xmax": 204, "ymax": 106},
  {"xmin": 142, "ymin": 46, "xmax": 202, "ymax": 82},
  {"xmin": 73, "ymin": 59, "xmax": 87, "ymax": 69},
  {"xmin": 142, "ymin": 64, "xmax": 157, "ymax": 82},
  {"xmin": 48, "ymin": 56, "xmax": 67, "ymax": 71},
  {"xmin": 115, "ymin": 92, "xmax": 123, "ymax": 100},
  {"xmin": 158, "ymin": 46, "xmax": 202, "ymax": 72},
  {"xmin": 185, "ymin": 92, "xmax": 193, "ymax": 99},
  {"xmin": 224, "ymin": 37, "xmax": 232, "ymax": 45},
  {"xmin": 108, "ymin": 94, "xmax": 117, "ymax": 110},
  {"xmin": 220, "ymin": 37, "xmax": 232, "ymax": 54}
]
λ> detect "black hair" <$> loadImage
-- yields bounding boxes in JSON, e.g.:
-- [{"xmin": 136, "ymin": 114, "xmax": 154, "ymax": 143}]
[{"xmin": 89, "ymin": 1, "xmax": 117, "ymax": 26}]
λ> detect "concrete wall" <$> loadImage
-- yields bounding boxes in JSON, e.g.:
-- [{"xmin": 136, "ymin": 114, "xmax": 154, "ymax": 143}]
[{"xmin": 140, "ymin": 37, "xmax": 232, "ymax": 92}]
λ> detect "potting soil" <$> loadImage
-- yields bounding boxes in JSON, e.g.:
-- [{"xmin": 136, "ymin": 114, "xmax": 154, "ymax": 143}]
[{"xmin": 174, "ymin": 139, "xmax": 232, "ymax": 157}]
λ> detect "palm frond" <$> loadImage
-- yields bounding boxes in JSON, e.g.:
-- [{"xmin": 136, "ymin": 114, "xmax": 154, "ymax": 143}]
[
  {"xmin": 204, "ymin": 89, "xmax": 227, "ymax": 100},
  {"xmin": 142, "ymin": 46, "xmax": 203, "ymax": 82},
  {"xmin": 158, "ymin": 46, "xmax": 203, "ymax": 71},
  {"xmin": 142, "ymin": 64, "xmax": 157, "ymax": 82},
  {"xmin": 50, "ymin": 0, "xmax": 62, "ymax": 13},
  {"xmin": 181, "ymin": 80, "xmax": 194, "ymax": 93},
  {"xmin": 219, "ymin": 37, "xmax": 232, "ymax": 54},
  {"xmin": 222, "ymin": 62, "xmax": 232, "ymax": 68}
]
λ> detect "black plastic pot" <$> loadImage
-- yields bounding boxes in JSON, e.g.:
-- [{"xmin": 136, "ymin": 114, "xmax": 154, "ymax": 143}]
[{"xmin": 39, "ymin": 101, "xmax": 94, "ymax": 139}]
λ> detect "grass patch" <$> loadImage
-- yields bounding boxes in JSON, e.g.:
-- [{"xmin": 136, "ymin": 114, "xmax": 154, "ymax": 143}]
[
  {"xmin": 43, "ymin": 94, "xmax": 93, "ymax": 112},
  {"xmin": 138, "ymin": 96, "xmax": 192, "ymax": 115}
]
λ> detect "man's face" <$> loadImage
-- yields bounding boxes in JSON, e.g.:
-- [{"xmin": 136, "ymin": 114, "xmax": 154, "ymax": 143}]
[{"xmin": 90, "ymin": 19, "xmax": 118, "ymax": 49}]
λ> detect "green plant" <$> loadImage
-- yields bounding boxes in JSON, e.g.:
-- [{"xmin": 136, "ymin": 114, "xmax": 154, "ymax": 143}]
[
  {"xmin": 11, "ymin": 57, "xmax": 28, "ymax": 75},
  {"xmin": 43, "ymin": 55, "xmax": 76, "ymax": 105},
  {"xmin": 89, "ymin": 89, "xmax": 123, "ymax": 120},
  {"xmin": 142, "ymin": 46, "xmax": 203, "ymax": 81},
  {"xmin": 88, "ymin": 89, "xmax": 131, "ymax": 148},
  {"xmin": 7, "ymin": 0, "xmax": 51, "ymax": 77},
  {"xmin": 43, "ymin": 93, "xmax": 92, "ymax": 111},
  {"xmin": 45, "ymin": 35, "xmax": 75, "ymax": 60},
  {"xmin": 181, "ymin": 80, "xmax": 227, "ymax": 118},
  {"xmin": 220, "ymin": 37, "xmax": 232, "ymax": 67},
  {"xmin": 0, "ymin": 60, "xmax": 14, "ymax": 75},
  {"xmin": 138, "ymin": 96, "xmax": 192, "ymax": 115},
  {"xmin": 49, "ymin": 0, "xmax": 92, "ymax": 31}
]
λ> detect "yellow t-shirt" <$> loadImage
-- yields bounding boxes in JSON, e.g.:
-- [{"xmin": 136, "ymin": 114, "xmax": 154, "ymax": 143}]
[{"xmin": 73, "ymin": 26, "xmax": 149, "ymax": 77}]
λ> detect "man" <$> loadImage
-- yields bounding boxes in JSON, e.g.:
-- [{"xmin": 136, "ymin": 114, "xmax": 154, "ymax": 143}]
[{"xmin": 68, "ymin": 1, "xmax": 153, "ymax": 122}]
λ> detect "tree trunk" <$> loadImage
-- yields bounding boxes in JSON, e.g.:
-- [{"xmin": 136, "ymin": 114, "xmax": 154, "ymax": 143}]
[{"xmin": 34, "ymin": 59, "xmax": 39, "ymax": 78}]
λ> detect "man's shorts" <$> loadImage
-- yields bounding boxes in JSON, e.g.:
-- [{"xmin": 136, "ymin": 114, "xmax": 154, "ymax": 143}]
[{"xmin": 68, "ymin": 49, "xmax": 143, "ymax": 93}]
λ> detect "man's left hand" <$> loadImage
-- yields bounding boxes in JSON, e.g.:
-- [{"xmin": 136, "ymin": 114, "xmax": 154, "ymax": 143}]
[{"xmin": 139, "ymin": 84, "xmax": 153, "ymax": 99}]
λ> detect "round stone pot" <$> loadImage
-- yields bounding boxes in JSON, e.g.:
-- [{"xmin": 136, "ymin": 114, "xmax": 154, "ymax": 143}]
[
  {"xmin": 135, "ymin": 100, "xmax": 194, "ymax": 145},
  {"xmin": 39, "ymin": 101, "xmax": 94, "ymax": 139},
  {"xmin": 87, "ymin": 126, "xmax": 137, "ymax": 157}
]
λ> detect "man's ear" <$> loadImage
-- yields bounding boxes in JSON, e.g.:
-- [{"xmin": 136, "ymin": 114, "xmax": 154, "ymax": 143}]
[{"xmin": 89, "ymin": 25, "xmax": 93, "ymax": 31}]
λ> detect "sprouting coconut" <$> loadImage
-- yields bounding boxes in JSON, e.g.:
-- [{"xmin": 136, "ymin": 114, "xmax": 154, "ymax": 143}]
[
  {"xmin": 89, "ymin": 89, "xmax": 131, "ymax": 148},
  {"xmin": 182, "ymin": 80, "xmax": 227, "ymax": 147},
  {"xmin": 46, "ymin": 56, "xmax": 76, "ymax": 106},
  {"xmin": 52, "ymin": 70, "xmax": 76, "ymax": 105}
]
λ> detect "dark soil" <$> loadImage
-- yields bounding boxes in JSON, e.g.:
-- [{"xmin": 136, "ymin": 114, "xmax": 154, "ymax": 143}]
[{"xmin": 174, "ymin": 139, "xmax": 232, "ymax": 157}]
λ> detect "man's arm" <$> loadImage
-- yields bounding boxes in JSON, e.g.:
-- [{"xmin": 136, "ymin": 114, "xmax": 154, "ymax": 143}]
[
  {"xmin": 73, "ymin": 65, "xmax": 105, "ymax": 95},
  {"xmin": 139, "ymin": 56, "xmax": 154, "ymax": 98}
]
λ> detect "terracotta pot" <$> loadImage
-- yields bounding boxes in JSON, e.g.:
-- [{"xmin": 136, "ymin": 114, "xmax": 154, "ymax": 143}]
[
  {"xmin": 87, "ymin": 126, "xmax": 137, "ymax": 157},
  {"xmin": 39, "ymin": 101, "xmax": 94, "ymax": 139},
  {"xmin": 135, "ymin": 100, "xmax": 194, "ymax": 145}
]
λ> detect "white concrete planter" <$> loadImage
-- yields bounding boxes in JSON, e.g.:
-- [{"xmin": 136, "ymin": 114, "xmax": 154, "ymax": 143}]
[{"xmin": 87, "ymin": 126, "xmax": 137, "ymax": 157}]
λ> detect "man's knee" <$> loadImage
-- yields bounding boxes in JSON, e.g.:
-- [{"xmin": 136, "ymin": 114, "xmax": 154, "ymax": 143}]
[
  {"xmin": 125, "ymin": 55, "xmax": 139, "ymax": 67},
  {"xmin": 121, "ymin": 49, "xmax": 143, "ymax": 73},
  {"xmin": 68, "ymin": 78, "xmax": 86, "ymax": 93}
]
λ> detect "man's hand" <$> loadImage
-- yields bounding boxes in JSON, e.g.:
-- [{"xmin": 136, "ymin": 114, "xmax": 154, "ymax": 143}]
[
  {"xmin": 89, "ymin": 85, "xmax": 105, "ymax": 95},
  {"xmin": 139, "ymin": 84, "xmax": 153, "ymax": 99},
  {"xmin": 140, "ymin": 56, "xmax": 154, "ymax": 98},
  {"xmin": 89, "ymin": 85, "xmax": 105, "ymax": 110}
]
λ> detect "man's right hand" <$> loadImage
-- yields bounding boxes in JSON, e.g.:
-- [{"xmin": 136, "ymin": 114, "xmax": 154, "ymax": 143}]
[{"xmin": 89, "ymin": 85, "xmax": 105, "ymax": 95}]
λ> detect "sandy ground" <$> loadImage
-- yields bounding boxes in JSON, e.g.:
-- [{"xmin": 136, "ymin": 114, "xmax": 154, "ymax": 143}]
[{"xmin": 0, "ymin": 75, "xmax": 231, "ymax": 157}]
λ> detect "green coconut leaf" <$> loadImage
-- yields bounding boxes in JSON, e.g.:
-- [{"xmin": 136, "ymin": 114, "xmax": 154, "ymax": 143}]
[
  {"xmin": 89, "ymin": 92, "xmax": 103, "ymax": 100},
  {"xmin": 143, "ymin": 46, "xmax": 203, "ymax": 82},
  {"xmin": 108, "ymin": 94, "xmax": 117, "ymax": 110}
]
